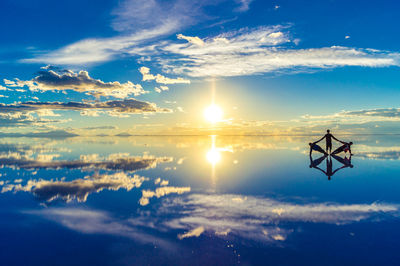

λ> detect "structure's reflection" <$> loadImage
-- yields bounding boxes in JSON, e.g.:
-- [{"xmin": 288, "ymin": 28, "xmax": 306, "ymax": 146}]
[{"xmin": 309, "ymin": 149, "xmax": 353, "ymax": 180}]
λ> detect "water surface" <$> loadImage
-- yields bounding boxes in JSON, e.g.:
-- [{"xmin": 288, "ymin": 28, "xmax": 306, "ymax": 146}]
[{"xmin": 1, "ymin": 135, "xmax": 400, "ymax": 265}]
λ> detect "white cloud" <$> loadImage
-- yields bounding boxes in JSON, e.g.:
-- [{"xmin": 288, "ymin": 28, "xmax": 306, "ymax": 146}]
[
  {"xmin": 0, "ymin": 85, "xmax": 10, "ymax": 91},
  {"xmin": 25, "ymin": 208, "xmax": 170, "ymax": 246},
  {"xmin": 177, "ymin": 34, "xmax": 205, "ymax": 46},
  {"xmin": 161, "ymin": 193, "xmax": 399, "ymax": 242},
  {"xmin": 154, "ymin": 86, "xmax": 169, "ymax": 93},
  {"xmin": 139, "ymin": 186, "xmax": 191, "ymax": 205},
  {"xmin": 302, "ymin": 108, "xmax": 400, "ymax": 124},
  {"xmin": 235, "ymin": 0, "xmax": 253, "ymax": 12},
  {"xmin": 24, "ymin": 22, "xmax": 179, "ymax": 65},
  {"xmin": 156, "ymin": 26, "xmax": 400, "ymax": 77},
  {"xmin": 23, "ymin": 0, "xmax": 235, "ymax": 65},
  {"xmin": 178, "ymin": 226, "xmax": 204, "ymax": 239},
  {"xmin": 139, "ymin": 67, "xmax": 190, "ymax": 84}
]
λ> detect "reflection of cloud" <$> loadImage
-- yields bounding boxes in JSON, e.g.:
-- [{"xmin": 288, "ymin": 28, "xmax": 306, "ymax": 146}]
[
  {"xmin": 161, "ymin": 193, "xmax": 399, "ymax": 242},
  {"xmin": 25, "ymin": 208, "xmax": 170, "ymax": 247},
  {"xmin": 0, "ymin": 154, "xmax": 173, "ymax": 172},
  {"xmin": 4, "ymin": 68, "xmax": 146, "ymax": 98},
  {"xmin": 2, "ymin": 172, "xmax": 147, "ymax": 202},
  {"xmin": 139, "ymin": 186, "xmax": 191, "ymax": 206},
  {"xmin": 357, "ymin": 151, "xmax": 400, "ymax": 160},
  {"xmin": 178, "ymin": 226, "xmax": 204, "ymax": 239},
  {"xmin": 22, "ymin": 192, "xmax": 400, "ymax": 247},
  {"xmin": 354, "ymin": 145, "xmax": 400, "ymax": 160}
]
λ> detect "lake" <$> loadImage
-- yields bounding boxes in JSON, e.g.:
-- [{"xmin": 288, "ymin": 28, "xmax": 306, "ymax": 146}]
[{"xmin": 1, "ymin": 135, "xmax": 400, "ymax": 265}]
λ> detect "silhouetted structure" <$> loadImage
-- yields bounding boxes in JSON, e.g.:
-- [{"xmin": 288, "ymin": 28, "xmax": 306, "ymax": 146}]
[
  {"xmin": 332, "ymin": 142, "xmax": 353, "ymax": 155},
  {"xmin": 313, "ymin": 129, "xmax": 341, "ymax": 153},
  {"xmin": 309, "ymin": 142, "xmax": 327, "ymax": 155},
  {"xmin": 309, "ymin": 145, "xmax": 353, "ymax": 180}
]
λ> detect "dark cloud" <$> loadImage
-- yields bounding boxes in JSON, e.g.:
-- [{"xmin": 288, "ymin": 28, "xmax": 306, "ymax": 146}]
[
  {"xmin": 0, "ymin": 155, "xmax": 173, "ymax": 172},
  {"xmin": 82, "ymin": 126, "xmax": 118, "ymax": 130},
  {"xmin": 4, "ymin": 68, "xmax": 146, "ymax": 98},
  {"xmin": 3, "ymin": 172, "xmax": 147, "ymax": 202},
  {"xmin": 32, "ymin": 174, "xmax": 144, "ymax": 202},
  {"xmin": 0, "ymin": 99, "xmax": 172, "ymax": 115}
]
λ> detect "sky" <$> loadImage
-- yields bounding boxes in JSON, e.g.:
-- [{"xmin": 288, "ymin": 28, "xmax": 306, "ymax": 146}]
[{"xmin": 1, "ymin": 0, "xmax": 400, "ymax": 135}]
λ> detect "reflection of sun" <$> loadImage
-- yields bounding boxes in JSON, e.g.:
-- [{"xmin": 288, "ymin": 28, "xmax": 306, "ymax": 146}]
[
  {"xmin": 204, "ymin": 104, "xmax": 223, "ymax": 123},
  {"xmin": 206, "ymin": 148, "xmax": 221, "ymax": 165}
]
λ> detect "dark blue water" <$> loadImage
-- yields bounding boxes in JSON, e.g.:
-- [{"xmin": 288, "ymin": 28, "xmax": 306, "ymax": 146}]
[{"xmin": 0, "ymin": 135, "xmax": 399, "ymax": 265}]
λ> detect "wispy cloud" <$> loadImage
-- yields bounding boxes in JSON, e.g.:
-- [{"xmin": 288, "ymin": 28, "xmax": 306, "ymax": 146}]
[
  {"xmin": 23, "ymin": 0, "xmax": 241, "ymax": 66},
  {"xmin": 157, "ymin": 26, "xmax": 400, "ymax": 77},
  {"xmin": 21, "ymin": 193, "xmax": 400, "ymax": 245},
  {"xmin": 162, "ymin": 193, "xmax": 399, "ymax": 242},
  {"xmin": 302, "ymin": 108, "xmax": 400, "ymax": 122},
  {"xmin": 25, "ymin": 208, "xmax": 171, "ymax": 246},
  {"xmin": 234, "ymin": 0, "xmax": 253, "ymax": 12}
]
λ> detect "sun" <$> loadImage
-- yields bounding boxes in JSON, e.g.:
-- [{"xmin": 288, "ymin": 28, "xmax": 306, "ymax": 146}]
[{"xmin": 204, "ymin": 104, "xmax": 223, "ymax": 123}]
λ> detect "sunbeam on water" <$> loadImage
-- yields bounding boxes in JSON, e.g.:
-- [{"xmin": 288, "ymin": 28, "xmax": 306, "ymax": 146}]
[{"xmin": 206, "ymin": 148, "xmax": 221, "ymax": 165}]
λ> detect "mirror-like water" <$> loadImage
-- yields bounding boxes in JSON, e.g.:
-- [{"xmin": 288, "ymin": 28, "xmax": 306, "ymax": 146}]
[{"xmin": 1, "ymin": 135, "xmax": 400, "ymax": 265}]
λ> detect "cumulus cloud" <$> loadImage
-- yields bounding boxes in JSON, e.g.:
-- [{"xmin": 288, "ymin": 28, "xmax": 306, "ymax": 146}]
[
  {"xmin": 0, "ymin": 99, "xmax": 172, "ymax": 116},
  {"xmin": 154, "ymin": 86, "xmax": 169, "ymax": 93},
  {"xmin": 139, "ymin": 67, "xmax": 190, "ymax": 84},
  {"xmin": 157, "ymin": 26, "xmax": 400, "ymax": 77},
  {"xmin": 2, "ymin": 172, "xmax": 147, "ymax": 202},
  {"xmin": 0, "ymin": 112, "xmax": 63, "ymax": 128},
  {"xmin": 139, "ymin": 186, "xmax": 191, "ymax": 206},
  {"xmin": 4, "ymin": 68, "xmax": 146, "ymax": 98}
]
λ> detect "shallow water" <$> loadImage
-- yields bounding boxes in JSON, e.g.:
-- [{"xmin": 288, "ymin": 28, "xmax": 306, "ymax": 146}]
[{"xmin": 1, "ymin": 135, "xmax": 400, "ymax": 265}]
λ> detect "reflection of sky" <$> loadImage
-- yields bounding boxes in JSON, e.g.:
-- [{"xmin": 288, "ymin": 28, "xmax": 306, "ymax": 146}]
[{"xmin": 1, "ymin": 135, "xmax": 400, "ymax": 264}]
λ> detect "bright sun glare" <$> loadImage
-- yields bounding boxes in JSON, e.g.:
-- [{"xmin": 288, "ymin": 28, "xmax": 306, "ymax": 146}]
[
  {"xmin": 206, "ymin": 148, "xmax": 221, "ymax": 165},
  {"xmin": 204, "ymin": 104, "xmax": 223, "ymax": 123}
]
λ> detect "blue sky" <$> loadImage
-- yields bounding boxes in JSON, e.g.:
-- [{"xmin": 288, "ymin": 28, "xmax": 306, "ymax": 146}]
[{"xmin": 1, "ymin": 0, "xmax": 400, "ymax": 135}]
